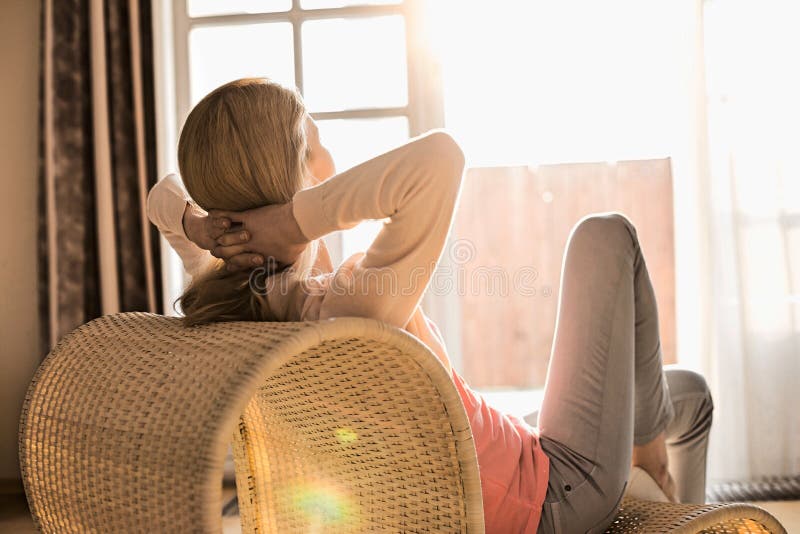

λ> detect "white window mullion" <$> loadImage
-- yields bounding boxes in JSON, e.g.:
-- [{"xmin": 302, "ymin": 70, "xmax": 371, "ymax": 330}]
[
  {"xmin": 402, "ymin": 0, "xmax": 460, "ymax": 369},
  {"xmin": 403, "ymin": 0, "xmax": 444, "ymax": 136},
  {"xmin": 172, "ymin": 0, "xmax": 192, "ymax": 136},
  {"xmin": 311, "ymin": 107, "xmax": 408, "ymax": 121},
  {"xmin": 291, "ymin": 0, "xmax": 304, "ymax": 93}
]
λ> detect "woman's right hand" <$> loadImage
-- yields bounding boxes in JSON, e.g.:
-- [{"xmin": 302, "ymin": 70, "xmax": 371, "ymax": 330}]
[{"xmin": 210, "ymin": 202, "xmax": 310, "ymax": 272}]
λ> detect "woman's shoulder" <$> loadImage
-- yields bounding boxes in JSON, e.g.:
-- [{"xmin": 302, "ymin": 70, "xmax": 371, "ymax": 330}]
[
  {"xmin": 266, "ymin": 247, "xmax": 373, "ymax": 322},
  {"xmin": 258, "ymin": 267, "xmax": 330, "ymax": 322}
]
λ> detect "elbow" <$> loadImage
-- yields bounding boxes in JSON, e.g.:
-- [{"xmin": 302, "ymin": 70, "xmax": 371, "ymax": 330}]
[
  {"xmin": 421, "ymin": 130, "xmax": 466, "ymax": 193},
  {"xmin": 425, "ymin": 130, "xmax": 465, "ymax": 175},
  {"xmin": 145, "ymin": 180, "xmax": 172, "ymax": 230},
  {"xmin": 146, "ymin": 175, "xmax": 186, "ymax": 231},
  {"xmin": 145, "ymin": 184, "xmax": 159, "ymax": 226}
]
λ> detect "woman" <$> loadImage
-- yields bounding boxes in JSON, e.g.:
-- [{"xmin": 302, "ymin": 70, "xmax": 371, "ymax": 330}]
[{"xmin": 148, "ymin": 78, "xmax": 713, "ymax": 533}]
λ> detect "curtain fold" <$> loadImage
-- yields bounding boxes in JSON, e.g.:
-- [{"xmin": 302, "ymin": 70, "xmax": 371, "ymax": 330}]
[{"xmin": 38, "ymin": 0, "xmax": 161, "ymax": 354}]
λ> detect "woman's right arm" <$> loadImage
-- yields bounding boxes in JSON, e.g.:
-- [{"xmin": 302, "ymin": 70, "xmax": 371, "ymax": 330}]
[{"xmin": 292, "ymin": 130, "xmax": 465, "ymax": 327}]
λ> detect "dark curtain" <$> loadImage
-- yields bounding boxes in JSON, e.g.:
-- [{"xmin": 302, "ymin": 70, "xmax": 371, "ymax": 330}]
[{"xmin": 38, "ymin": 0, "xmax": 162, "ymax": 354}]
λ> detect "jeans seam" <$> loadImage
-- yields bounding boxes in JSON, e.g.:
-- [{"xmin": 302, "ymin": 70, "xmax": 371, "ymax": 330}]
[
  {"xmin": 590, "ymin": 480, "xmax": 628, "ymax": 533},
  {"xmin": 592, "ymin": 259, "xmax": 630, "ymax": 461},
  {"xmin": 547, "ymin": 463, "xmax": 600, "ymax": 505},
  {"xmin": 544, "ymin": 467, "xmax": 629, "ymax": 534}
]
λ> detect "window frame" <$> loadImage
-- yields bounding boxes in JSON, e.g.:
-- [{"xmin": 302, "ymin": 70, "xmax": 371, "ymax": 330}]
[{"xmin": 171, "ymin": 0, "xmax": 443, "ymax": 140}]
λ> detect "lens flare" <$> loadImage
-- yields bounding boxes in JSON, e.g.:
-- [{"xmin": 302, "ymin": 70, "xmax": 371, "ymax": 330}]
[
  {"xmin": 290, "ymin": 481, "xmax": 357, "ymax": 528},
  {"xmin": 335, "ymin": 427, "xmax": 358, "ymax": 445}
]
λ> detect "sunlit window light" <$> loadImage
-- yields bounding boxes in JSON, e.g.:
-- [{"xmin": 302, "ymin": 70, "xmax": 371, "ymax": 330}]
[{"xmin": 424, "ymin": 0, "xmax": 686, "ymax": 167}]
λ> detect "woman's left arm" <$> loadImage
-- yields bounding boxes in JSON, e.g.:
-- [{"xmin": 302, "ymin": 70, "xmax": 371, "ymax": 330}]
[{"xmin": 294, "ymin": 131, "xmax": 466, "ymax": 327}]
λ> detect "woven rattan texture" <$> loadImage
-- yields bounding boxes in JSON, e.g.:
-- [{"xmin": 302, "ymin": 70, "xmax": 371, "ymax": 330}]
[
  {"xmin": 605, "ymin": 497, "xmax": 787, "ymax": 533},
  {"xmin": 232, "ymin": 337, "xmax": 475, "ymax": 532},
  {"xmin": 19, "ymin": 312, "xmax": 484, "ymax": 533}
]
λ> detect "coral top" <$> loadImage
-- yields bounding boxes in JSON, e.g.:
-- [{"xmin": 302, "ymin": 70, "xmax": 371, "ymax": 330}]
[{"xmin": 147, "ymin": 131, "xmax": 549, "ymax": 533}]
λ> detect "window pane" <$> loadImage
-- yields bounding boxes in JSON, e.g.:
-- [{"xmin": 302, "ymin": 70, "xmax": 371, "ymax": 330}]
[
  {"xmin": 315, "ymin": 116, "xmax": 408, "ymax": 171},
  {"xmin": 302, "ymin": 16, "xmax": 408, "ymax": 111},
  {"xmin": 301, "ymin": 0, "xmax": 399, "ymax": 8},
  {"xmin": 188, "ymin": 23, "xmax": 295, "ymax": 105},
  {"xmin": 315, "ymin": 117, "xmax": 409, "ymax": 259},
  {"xmin": 340, "ymin": 220, "xmax": 385, "ymax": 261},
  {"xmin": 432, "ymin": 1, "xmax": 685, "ymax": 166},
  {"xmin": 187, "ymin": 0, "xmax": 290, "ymax": 17}
]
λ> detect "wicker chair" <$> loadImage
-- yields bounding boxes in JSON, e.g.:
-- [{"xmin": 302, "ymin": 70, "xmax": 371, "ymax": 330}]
[{"xmin": 19, "ymin": 313, "xmax": 786, "ymax": 533}]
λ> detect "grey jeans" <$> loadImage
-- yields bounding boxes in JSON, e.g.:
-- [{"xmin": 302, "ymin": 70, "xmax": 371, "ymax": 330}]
[{"xmin": 528, "ymin": 213, "xmax": 714, "ymax": 534}]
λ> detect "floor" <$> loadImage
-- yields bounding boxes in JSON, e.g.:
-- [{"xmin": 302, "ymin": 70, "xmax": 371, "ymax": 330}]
[
  {"xmin": 1, "ymin": 491, "xmax": 798, "ymax": 532},
  {"xmin": 0, "ymin": 489, "xmax": 243, "ymax": 534}
]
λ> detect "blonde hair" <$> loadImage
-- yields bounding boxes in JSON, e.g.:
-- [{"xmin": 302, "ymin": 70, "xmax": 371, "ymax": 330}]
[{"xmin": 177, "ymin": 78, "xmax": 315, "ymax": 326}]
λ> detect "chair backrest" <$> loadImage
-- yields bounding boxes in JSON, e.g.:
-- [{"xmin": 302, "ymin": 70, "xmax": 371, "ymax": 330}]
[{"xmin": 19, "ymin": 313, "xmax": 484, "ymax": 533}]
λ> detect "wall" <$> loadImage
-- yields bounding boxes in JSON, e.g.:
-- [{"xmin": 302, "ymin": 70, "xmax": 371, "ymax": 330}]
[{"xmin": 0, "ymin": 0, "xmax": 42, "ymax": 486}]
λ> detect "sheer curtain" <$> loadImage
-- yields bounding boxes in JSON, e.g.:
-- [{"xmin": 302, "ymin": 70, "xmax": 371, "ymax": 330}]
[{"xmin": 700, "ymin": 0, "xmax": 800, "ymax": 483}]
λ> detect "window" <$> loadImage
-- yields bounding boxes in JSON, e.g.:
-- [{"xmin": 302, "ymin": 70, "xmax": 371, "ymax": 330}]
[
  {"xmin": 154, "ymin": 1, "xmax": 681, "ymax": 408},
  {"xmin": 428, "ymin": 0, "xmax": 687, "ymax": 167},
  {"xmin": 158, "ymin": 0, "xmax": 441, "ymax": 267},
  {"xmin": 155, "ymin": 0, "xmax": 458, "ymax": 361}
]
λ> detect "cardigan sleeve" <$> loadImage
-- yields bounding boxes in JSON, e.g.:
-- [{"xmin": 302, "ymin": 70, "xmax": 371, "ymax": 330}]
[
  {"xmin": 146, "ymin": 173, "xmax": 214, "ymax": 280},
  {"xmin": 291, "ymin": 131, "xmax": 465, "ymax": 328}
]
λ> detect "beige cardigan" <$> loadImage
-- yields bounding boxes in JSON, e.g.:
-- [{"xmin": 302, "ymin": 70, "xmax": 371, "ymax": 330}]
[{"xmin": 147, "ymin": 131, "xmax": 466, "ymax": 373}]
